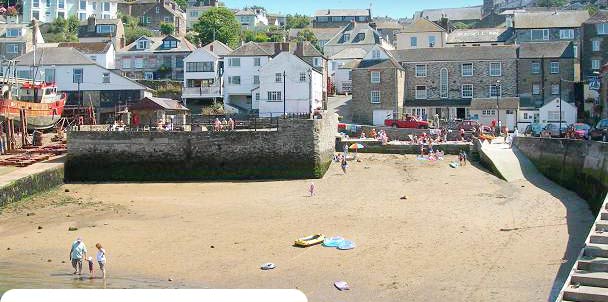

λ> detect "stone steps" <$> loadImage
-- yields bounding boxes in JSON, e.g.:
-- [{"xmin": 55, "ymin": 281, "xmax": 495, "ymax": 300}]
[
  {"xmin": 572, "ymin": 272, "xmax": 608, "ymax": 288},
  {"xmin": 585, "ymin": 244, "xmax": 608, "ymax": 259},
  {"xmin": 562, "ymin": 285, "xmax": 608, "ymax": 302}
]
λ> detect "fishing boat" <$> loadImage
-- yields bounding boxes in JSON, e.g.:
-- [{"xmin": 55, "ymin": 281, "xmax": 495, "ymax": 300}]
[{"xmin": 0, "ymin": 81, "xmax": 66, "ymax": 129}]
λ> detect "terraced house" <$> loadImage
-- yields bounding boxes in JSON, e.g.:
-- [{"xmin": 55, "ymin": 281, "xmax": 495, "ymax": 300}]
[
  {"xmin": 581, "ymin": 12, "xmax": 608, "ymax": 88},
  {"xmin": 118, "ymin": 0, "xmax": 186, "ymax": 36},
  {"xmin": 23, "ymin": 0, "xmax": 118, "ymax": 23},
  {"xmin": 0, "ymin": 23, "xmax": 44, "ymax": 60}
]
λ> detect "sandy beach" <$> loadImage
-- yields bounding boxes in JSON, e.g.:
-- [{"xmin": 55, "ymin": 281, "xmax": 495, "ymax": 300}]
[{"xmin": 0, "ymin": 154, "xmax": 594, "ymax": 301}]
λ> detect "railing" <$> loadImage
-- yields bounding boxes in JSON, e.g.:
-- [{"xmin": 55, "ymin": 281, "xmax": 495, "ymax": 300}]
[
  {"xmin": 181, "ymin": 86, "xmax": 222, "ymax": 97},
  {"xmin": 341, "ymin": 81, "xmax": 352, "ymax": 93}
]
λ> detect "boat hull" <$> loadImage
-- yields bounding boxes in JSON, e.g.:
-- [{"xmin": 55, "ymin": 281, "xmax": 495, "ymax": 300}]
[{"xmin": 0, "ymin": 98, "xmax": 65, "ymax": 129}]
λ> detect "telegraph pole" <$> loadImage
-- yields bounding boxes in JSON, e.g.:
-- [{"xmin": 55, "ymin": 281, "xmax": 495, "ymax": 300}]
[
  {"xmin": 308, "ymin": 69, "xmax": 312, "ymax": 116},
  {"xmin": 283, "ymin": 70, "xmax": 286, "ymax": 117}
]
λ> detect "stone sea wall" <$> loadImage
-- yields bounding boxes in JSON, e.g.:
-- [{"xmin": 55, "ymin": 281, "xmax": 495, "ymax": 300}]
[
  {"xmin": 514, "ymin": 137, "xmax": 608, "ymax": 212},
  {"xmin": 65, "ymin": 114, "xmax": 338, "ymax": 182},
  {"xmin": 0, "ymin": 166, "xmax": 64, "ymax": 207}
]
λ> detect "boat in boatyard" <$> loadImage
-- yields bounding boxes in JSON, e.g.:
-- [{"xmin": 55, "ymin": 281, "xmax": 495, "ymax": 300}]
[{"xmin": 0, "ymin": 81, "xmax": 66, "ymax": 129}]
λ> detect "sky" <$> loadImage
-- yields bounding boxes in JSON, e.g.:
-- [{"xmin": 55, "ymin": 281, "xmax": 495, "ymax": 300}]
[{"xmin": 222, "ymin": 0, "xmax": 482, "ymax": 19}]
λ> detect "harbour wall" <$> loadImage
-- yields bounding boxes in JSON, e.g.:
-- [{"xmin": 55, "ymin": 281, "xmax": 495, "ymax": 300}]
[
  {"xmin": 65, "ymin": 114, "xmax": 338, "ymax": 182},
  {"xmin": 0, "ymin": 162, "xmax": 65, "ymax": 207},
  {"xmin": 514, "ymin": 137, "xmax": 608, "ymax": 212}
]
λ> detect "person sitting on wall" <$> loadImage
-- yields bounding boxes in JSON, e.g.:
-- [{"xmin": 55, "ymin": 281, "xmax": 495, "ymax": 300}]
[
  {"xmin": 228, "ymin": 118, "xmax": 235, "ymax": 131},
  {"xmin": 360, "ymin": 132, "xmax": 366, "ymax": 139},
  {"xmin": 370, "ymin": 128, "xmax": 377, "ymax": 139}
]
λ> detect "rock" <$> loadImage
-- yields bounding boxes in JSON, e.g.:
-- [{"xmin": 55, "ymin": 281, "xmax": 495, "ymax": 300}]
[
  {"xmin": 66, "ymin": 214, "xmax": 71, "ymax": 218},
  {"xmin": 68, "ymin": 226, "xmax": 78, "ymax": 231},
  {"xmin": 400, "ymin": 195, "xmax": 408, "ymax": 200},
  {"xmin": 210, "ymin": 245, "xmax": 215, "ymax": 249},
  {"xmin": 64, "ymin": 189, "xmax": 70, "ymax": 192},
  {"xmin": 26, "ymin": 212, "xmax": 35, "ymax": 216},
  {"xmin": 61, "ymin": 261, "xmax": 66, "ymax": 263},
  {"xmin": 103, "ymin": 223, "xmax": 109, "ymax": 226},
  {"xmin": 168, "ymin": 278, "xmax": 173, "ymax": 282},
  {"xmin": 47, "ymin": 259, "xmax": 52, "ymax": 262},
  {"xmin": 6, "ymin": 247, "xmax": 10, "ymax": 250},
  {"xmin": 37, "ymin": 226, "xmax": 43, "ymax": 230}
]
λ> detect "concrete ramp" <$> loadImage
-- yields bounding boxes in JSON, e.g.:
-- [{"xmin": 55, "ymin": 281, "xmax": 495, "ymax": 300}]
[{"xmin": 479, "ymin": 141, "xmax": 539, "ymax": 182}]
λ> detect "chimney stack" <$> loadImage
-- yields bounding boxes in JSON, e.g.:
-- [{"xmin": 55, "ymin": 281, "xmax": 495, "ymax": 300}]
[{"xmin": 87, "ymin": 15, "xmax": 97, "ymax": 32}]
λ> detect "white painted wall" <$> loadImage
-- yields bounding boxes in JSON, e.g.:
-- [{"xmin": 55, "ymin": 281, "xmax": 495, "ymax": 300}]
[
  {"xmin": 183, "ymin": 48, "xmax": 221, "ymax": 83},
  {"xmin": 395, "ymin": 32, "xmax": 446, "ymax": 50},
  {"xmin": 539, "ymin": 98, "xmax": 577, "ymax": 128},
  {"xmin": 223, "ymin": 55, "xmax": 270, "ymax": 102},
  {"xmin": 23, "ymin": 0, "xmax": 118, "ymax": 24},
  {"xmin": 85, "ymin": 44, "xmax": 115, "ymax": 69}
]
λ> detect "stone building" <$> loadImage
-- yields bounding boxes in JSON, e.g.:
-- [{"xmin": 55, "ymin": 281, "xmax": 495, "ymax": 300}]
[
  {"xmin": 394, "ymin": 18, "xmax": 447, "ymax": 50},
  {"xmin": 351, "ymin": 46, "xmax": 405, "ymax": 125},
  {"xmin": 0, "ymin": 22, "xmax": 44, "ymax": 60},
  {"xmin": 313, "ymin": 9, "xmax": 371, "ymax": 28},
  {"xmin": 77, "ymin": 16, "xmax": 125, "ymax": 49},
  {"xmin": 517, "ymin": 41, "xmax": 577, "ymax": 109},
  {"xmin": 390, "ymin": 45, "xmax": 517, "ymax": 121},
  {"xmin": 118, "ymin": 0, "xmax": 187, "ymax": 37},
  {"xmin": 581, "ymin": 12, "xmax": 608, "ymax": 88}
]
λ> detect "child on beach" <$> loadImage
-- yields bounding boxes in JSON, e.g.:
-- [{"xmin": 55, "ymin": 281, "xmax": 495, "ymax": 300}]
[
  {"xmin": 87, "ymin": 256, "xmax": 94, "ymax": 278},
  {"xmin": 96, "ymin": 243, "xmax": 107, "ymax": 279},
  {"xmin": 341, "ymin": 158, "xmax": 348, "ymax": 174}
]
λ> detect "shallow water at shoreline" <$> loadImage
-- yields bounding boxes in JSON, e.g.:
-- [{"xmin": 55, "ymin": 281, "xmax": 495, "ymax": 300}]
[{"xmin": 0, "ymin": 262, "xmax": 204, "ymax": 295}]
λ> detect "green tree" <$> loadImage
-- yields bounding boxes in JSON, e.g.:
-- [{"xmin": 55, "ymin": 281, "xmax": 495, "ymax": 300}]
[
  {"xmin": 253, "ymin": 32, "xmax": 269, "ymax": 42},
  {"xmin": 120, "ymin": 13, "xmax": 140, "ymax": 28},
  {"xmin": 185, "ymin": 32, "xmax": 201, "ymax": 46},
  {"xmin": 51, "ymin": 16, "xmax": 67, "ymax": 33},
  {"xmin": 193, "ymin": 7, "xmax": 241, "ymax": 48},
  {"xmin": 125, "ymin": 26, "xmax": 153, "ymax": 44},
  {"xmin": 452, "ymin": 22, "xmax": 471, "ymax": 29},
  {"xmin": 66, "ymin": 15, "xmax": 80, "ymax": 35},
  {"xmin": 536, "ymin": 0, "xmax": 566, "ymax": 7},
  {"xmin": 269, "ymin": 32, "xmax": 285, "ymax": 42},
  {"xmin": 286, "ymin": 14, "xmax": 310, "ymax": 29},
  {"xmin": 587, "ymin": 4, "xmax": 599, "ymax": 16},
  {"xmin": 160, "ymin": 22, "xmax": 175, "ymax": 35},
  {"xmin": 295, "ymin": 28, "xmax": 317, "ymax": 44},
  {"xmin": 174, "ymin": 0, "xmax": 187, "ymax": 10}
]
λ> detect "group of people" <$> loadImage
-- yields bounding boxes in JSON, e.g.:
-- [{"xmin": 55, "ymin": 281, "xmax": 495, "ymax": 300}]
[
  {"xmin": 213, "ymin": 118, "xmax": 235, "ymax": 131},
  {"xmin": 363, "ymin": 128, "xmax": 389, "ymax": 145},
  {"xmin": 69, "ymin": 237, "xmax": 107, "ymax": 279},
  {"xmin": 333, "ymin": 152, "xmax": 349, "ymax": 174}
]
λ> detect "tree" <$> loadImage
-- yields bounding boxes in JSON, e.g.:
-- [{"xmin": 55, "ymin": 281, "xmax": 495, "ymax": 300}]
[
  {"xmin": 452, "ymin": 22, "xmax": 472, "ymax": 29},
  {"xmin": 269, "ymin": 32, "xmax": 285, "ymax": 42},
  {"xmin": 66, "ymin": 15, "xmax": 80, "ymax": 34},
  {"xmin": 295, "ymin": 28, "xmax": 317, "ymax": 44},
  {"xmin": 536, "ymin": 0, "xmax": 566, "ymax": 7},
  {"xmin": 160, "ymin": 22, "xmax": 175, "ymax": 35},
  {"xmin": 587, "ymin": 4, "xmax": 599, "ymax": 16},
  {"xmin": 253, "ymin": 32, "xmax": 269, "ymax": 42},
  {"xmin": 286, "ymin": 14, "xmax": 310, "ymax": 29},
  {"xmin": 193, "ymin": 7, "xmax": 241, "ymax": 48},
  {"xmin": 185, "ymin": 32, "xmax": 201, "ymax": 46},
  {"xmin": 174, "ymin": 0, "xmax": 187, "ymax": 10},
  {"xmin": 120, "ymin": 13, "xmax": 140, "ymax": 28},
  {"xmin": 125, "ymin": 26, "xmax": 153, "ymax": 44}
]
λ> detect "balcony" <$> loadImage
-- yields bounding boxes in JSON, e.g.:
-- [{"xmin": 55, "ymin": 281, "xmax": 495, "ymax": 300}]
[{"xmin": 182, "ymin": 86, "xmax": 222, "ymax": 99}]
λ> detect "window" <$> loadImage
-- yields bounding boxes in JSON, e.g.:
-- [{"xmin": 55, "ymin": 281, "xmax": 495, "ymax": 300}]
[
  {"xmin": 6, "ymin": 44, "xmax": 19, "ymax": 54},
  {"xmin": 6, "ymin": 28, "xmax": 21, "ymax": 38},
  {"xmin": 79, "ymin": 0, "xmax": 86, "ymax": 9},
  {"xmin": 428, "ymin": 36, "xmax": 436, "ymax": 48},
  {"xmin": 489, "ymin": 62, "xmax": 501, "ymax": 77},
  {"xmin": 46, "ymin": 0, "xmax": 51, "ymax": 7},
  {"xmin": 58, "ymin": 0, "xmax": 64, "ymax": 9},
  {"xmin": 122, "ymin": 57, "xmax": 131, "ymax": 69},
  {"xmin": 186, "ymin": 62, "xmax": 213, "ymax": 72},
  {"xmin": 156, "ymin": 6, "xmax": 160, "ymax": 14},
  {"xmin": 531, "ymin": 29, "xmax": 549, "ymax": 41},
  {"xmin": 548, "ymin": 111, "xmax": 562, "ymax": 121},
  {"xmin": 175, "ymin": 56, "xmax": 184, "ymax": 69},
  {"xmin": 371, "ymin": 71, "xmax": 381, "ymax": 83},
  {"xmin": 58, "ymin": 12, "xmax": 65, "ymax": 19},
  {"xmin": 532, "ymin": 83, "xmax": 540, "ymax": 95},
  {"xmin": 134, "ymin": 58, "xmax": 143, "ymax": 69},
  {"xmin": 45, "ymin": 11, "xmax": 51, "ymax": 17},
  {"xmin": 190, "ymin": 11, "xmax": 198, "ymax": 17},
  {"xmin": 489, "ymin": 85, "xmax": 501, "ymax": 97},
  {"xmin": 551, "ymin": 84, "xmax": 560, "ymax": 95},
  {"xmin": 253, "ymin": 75, "xmax": 259, "ymax": 84},
  {"xmin": 461, "ymin": 63, "xmax": 473, "ymax": 77},
  {"xmin": 254, "ymin": 57, "xmax": 261, "ymax": 66},
  {"xmin": 44, "ymin": 69, "xmax": 55, "ymax": 83},
  {"xmin": 415, "ymin": 64, "xmax": 427, "ymax": 77},
  {"xmin": 164, "ymin": 16, "xmax": 171, "ymax": 23},
  {"xmin": 96, "ymin": 25, "xmax": 114, "ymax": 33},
  {"xmin": 410, "ymin": 36, "xmax": 417, "ymax": 48},
  {"xmin": 461, "ymin": 84, "xmax": 473, "ymax": 98},
  {"xmin": 559, "ymin": 29, "xmax": 574, "ymax": 40},
  {"xmin": 33, "ymin": 0, "xmax": 39, "ymax": 8},
  {"xmin": 73, "ymin": 68, "xmax": 83, "ymax": 83},
  {"xmin": 415, "ymin": 86, "xmax": 427, "ymax": 99},
  {"xmin": 228, "ymin": 58, "xmax": 240, "ymax": 67},
  {"xmin": 102, "ymin": 72, "xmax": 110, "ymax": 83},
  {"xmin": 353, "ymin": 33, "xmax": 365, "ymax": 42},
  {"xmin": 79, "ymin": 13, "xmax": 87, "ymax": 20},
  {"xmin": 593, "ymin": 40, "xmax": 601, "ymax": 52},
  {"xmin": 32, "ymin": 11, "xmax": 40, "ymax": 20},
  {"xmin": 597, "ymin": 23, "xmax": 608, "ymax": 35},
  {"xmin": 313, "ymin": 57, "xmax": 322, "ymax": 67},
  {"xmin": 348, "ymin": 70, "xmax": 352, "ymax": 80},
  {"xmin": 550, "ymin": 61, "xmax": 560, "ymax": 74},
  {"xmin": 255, "ymin": 93, "xmax": 260, "ymax": 100},
  {"xmin": 275, "ymin": 73, "xmax": 282, "ymax": 83},
  {"xmin": 92, "ymin": 2, "xmax": 96, "ymax": 10},
  {"xmin": 482, "ymin": 110, "xmax": 496, "ymax": 116},
  {"xmin": 370, "ymin": 91, "xmax": 380, "ymax": 103},
  {"xmin": 340, "ymin": 33, "xmax": 350, "ymax": 43},
  {"xmin": 372, "ymin": 49, "xmax": 381, "ymax": 59},
  {"xmin": 102, "ymin": 2, "xmax": 110, "ymax": 11},
  {"xmin": 267, "ymin": 91, "xmax": 282, "ymax": 101},
  {"xmin": 592, "ymin": 59, "xmax": 601, "ymax": 70},
  {"xmin": 89, "ymin": 55, "xmax": 97, "ymax": 62},
  {"xmin": 162, "ymin": 40, "xmax": 178, "ymax": 48},
  {"xmin": 299, "ymin": 72, "xmax": 306, "ymax": 82},
  {"xmin": 144, "ymin": 72, "xmax": 154, "ymax": 80},
  {"xmin": 228, "ymin": 76, "xmax": 241, "ymax": 85},
  {"xmin": 411, "ymin": 108, "xmax": 426, "ymax": 117},
  {"xmin": 439, "ymin": 68, "xmax": 448, "ymax": 98},
  {"xmin": 531, "ymin": 62, "xmax": 540, "ymax": 74}
]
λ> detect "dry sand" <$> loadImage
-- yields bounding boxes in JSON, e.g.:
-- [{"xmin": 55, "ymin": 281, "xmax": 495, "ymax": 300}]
[{"xmin": 0, "ymin": 154, "xmax": 594, "ymax": 301}]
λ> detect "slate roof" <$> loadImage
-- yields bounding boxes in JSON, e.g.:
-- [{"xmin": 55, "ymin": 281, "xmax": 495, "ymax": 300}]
[
  {"xmin": 518, "ymin": 41, "xmax": 574, "ymax": 58},
  {"xmin": 374, "ymin": 21, "xmax": 403, "ymax": 30},
  {"xmin": 14, "ymin": 47, "xmax": 95, "ymax": 66},
  {"xmin": 132, "ymin": 96, "xmax": 189, "ymax": 111},
  {"xmin": 201, "ymin": 40, "xmax": 233, "ymax": 56},
  {"xmin": 288, "ymin": 27, "xmax": 342, "ymax": 41},
  {"xmin": 235, "ymin": 9, "xmax": 257, "ymax": 16},
  {"xmin": 58, "ymin": 42, "xmax": 112, "ymax": 54},
  {"xmin": 470, "ymin": 97, "xmax": 520, "ymax": 110},
  {"xmin": 77, "ymin": 19, "xmax": 122, "ymax": 38},
  {"xmin": 314, "ymin": 9, "xmax": 370, "ymax": 17},
  {"xmin": 513, "ymin": 10, "xmax": 590, "ymax": 28},
  {"xmin": 400, "ymin": 18, "xmax": 445, "ymax": 33},
  {"xmin": 413, "ymin": 6, "xmax": 482, "ymax": 22},
  {"xmin": 390, "ymin": 45, "xmax": 516, "ymax": 62},
  {"xmin": 325, "ymin": 22, "xmax": 381, "ymax": 47},
  {"xmin": 584, "ymin": 11, "xmax": 608, "ymax": 24},
  {"xmin": 119, "ymin": 35, "xmax": 196, "ymax": 53},
  {"xmin": 329, "ymin": 47, "xmax": 368, "ymax": 60},
  {"xmin": 447, "ymin": 27, "xmax": 513, "ymax": 44},
  {"xmin": 226, "ymin": 41, "xmax": 323, "ymax": 58}
]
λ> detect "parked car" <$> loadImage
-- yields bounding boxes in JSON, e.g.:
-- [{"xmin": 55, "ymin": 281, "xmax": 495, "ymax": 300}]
[
  {"xmin": 384, "ymin": 117, "xmax": 430, "ymax": 129},
  {"xmin": 524, "ymin": 123, "xmax": 544, "ymax": 137},
  {"xmin": 541, "ymin": 123, "xmax": 567, "ymax": 138},
  {"xmin": 590, "ymin": 119, "xmax": 608, "ymax": 142},
  {"xmin": 565, "ymin": 123, "xmax": 591, "ymax": 140}
]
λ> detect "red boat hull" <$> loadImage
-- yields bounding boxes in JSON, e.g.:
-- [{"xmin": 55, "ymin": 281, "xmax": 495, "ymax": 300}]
[{"xmin": 0, "ymin": 98, "xmax": 66, "ymax": 129}]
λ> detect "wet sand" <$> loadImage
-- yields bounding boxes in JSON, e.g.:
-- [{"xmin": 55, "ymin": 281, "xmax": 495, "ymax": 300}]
[{"xmin": 0, "ymin": 154, "xmax": 594, "ymax": 301}]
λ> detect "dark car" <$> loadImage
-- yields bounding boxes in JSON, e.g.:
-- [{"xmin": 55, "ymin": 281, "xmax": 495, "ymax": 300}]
[
  {"xmin": 566, "ymin": 123, "xmax": 591, "ymax": 140},
  {"xmin": 541, "ymin": 124, "xmax": 567, "ymax": 138},
  {"xmin": 524, "ymin": 123, "xmax": 544, "ymax": 137},
  {"xmin": 590, "ymin": 119, "xmax": 608, "ymax": 142}
]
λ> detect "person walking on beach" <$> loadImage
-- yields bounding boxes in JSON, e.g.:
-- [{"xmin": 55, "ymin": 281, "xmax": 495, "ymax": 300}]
[
  {"xmin": 96, "ymin": 243, "xmax": 107, "ymax": 279},
  {"xmin": 341, "ymin": 157, "xmax": 348, "ymax": 174},
  {"xmin": 308, "ymin": 182, "xmax": 315, "ymax": 197},
  {"xmin": 69, "ymin": 237, "xmax": 87, "ymax": 275}
]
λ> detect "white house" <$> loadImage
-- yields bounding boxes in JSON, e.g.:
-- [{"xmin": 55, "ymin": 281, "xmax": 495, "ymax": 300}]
[
  {"xmin": 57, "ymin": 41, "xmax": 115, "ymax": 69},
  {"xmin": 328, "ymin": 47, "xmax": 367, "ymax": 95},
  {"xmin": 23, "ymin": 0, "xmax": 119, "ymax": 24},
  {"xmin": 235, "ymin": 8, "xmax": 269, "ymax": 30},
  {"xmin": 539, "ymin": 98, "xmax": 577, "ymax": 128},
  {"xmin": 254, "ymin": 52, "xmax": 323, "ymax": 117},
  {"xmin": 182, "ymin": 40, "xmax": 232, "ymax": 104},
  {"xmin": 12, "ymin": 47, "xmax": 151, "ymax": 122}
]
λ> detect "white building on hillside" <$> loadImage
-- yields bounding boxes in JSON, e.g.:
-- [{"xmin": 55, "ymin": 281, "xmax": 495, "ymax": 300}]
[
  {"xmin": 182, "ymin": 40, "xmax": 232, "ymax": 104},
  {"xmin": 57, "ymin": 41, "xmax": 115, "ymax": 69},
  {"xmin": 254, "ymin": 52, "xmax": 323, "ymax": 117},
  {"xmin": 23, "ymin": 0, "xmax": 118, "ymax": 24},
  {"xmin": 235, "ymin": 8, "xmax": 268, "ymax": 30}
]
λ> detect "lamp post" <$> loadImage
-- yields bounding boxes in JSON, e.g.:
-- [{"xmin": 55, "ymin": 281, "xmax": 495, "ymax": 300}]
[{"xmin": 496, "ymin": 79, "xmax": 501, "ymax": 134}]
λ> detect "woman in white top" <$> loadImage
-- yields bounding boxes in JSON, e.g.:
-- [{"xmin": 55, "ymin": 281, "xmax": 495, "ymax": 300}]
[{"xmin": 95, "ymin": 243, "xmax": 107, "ymax": 279}]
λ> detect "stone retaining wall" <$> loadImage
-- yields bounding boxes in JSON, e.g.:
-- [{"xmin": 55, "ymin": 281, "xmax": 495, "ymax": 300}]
[
  {"xmin": 0, "ymin": 166, "xmax": 64, "ymax": 207},
  {"xmin": 66, "ymin": 114, "xmax": 338, "ymax": 182},
  {"xmin": 514, "ymin": 137, "xmax": 608, "ymax": 212}
]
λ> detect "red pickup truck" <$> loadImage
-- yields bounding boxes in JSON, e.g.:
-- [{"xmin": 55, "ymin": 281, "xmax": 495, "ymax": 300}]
[{"xmin": 384, "ymin": 117, "xmax": 430, "ymax": 129}]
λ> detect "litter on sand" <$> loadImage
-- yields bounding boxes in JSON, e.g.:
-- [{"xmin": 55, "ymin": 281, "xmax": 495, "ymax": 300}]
[
  {"xmin": 449, "ymin": 162, "xmax": 460, "ymax": 168},
  {"xmin": 260, "ymin": 263, "xmax": 276, "ymax": 270},
  {"xmin": 323, "ymin": 236, "xmax": 345, "ymax": 247},
  {"xmin": 337, "ymin": 240, "xmax": 356, "ymax": 250},
  {"xmin": 294, "ymin": 234, "xmax": 325, "ymax": 247},
  {"xmin": 334, "ymin": 281, "xmax": 350, "ymax": 291}
]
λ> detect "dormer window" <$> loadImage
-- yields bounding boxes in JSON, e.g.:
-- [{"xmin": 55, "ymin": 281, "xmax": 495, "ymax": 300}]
[
  {"xmin": 162, "ymin": 40, "xmax": 178, "ymax": 48},
  {"xmin": 353, "ymin": 33, "xmax": 365, "ymax": 43},
  {"xmin": 6, "ymin": 28, "xmax": 21, "ymax": 38},
  {"xmin": 340, "ymin": 33, "xmax": 350, "ymax": 43},
  {"xmin": 137, "ymin": 39, "xmax": 149, "ymax": 50}
]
